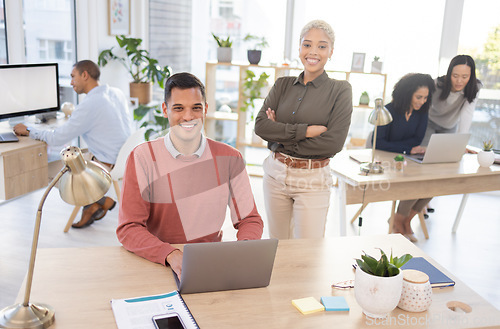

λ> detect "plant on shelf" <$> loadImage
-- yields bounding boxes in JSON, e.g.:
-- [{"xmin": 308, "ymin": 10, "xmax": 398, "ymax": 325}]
[
  {"xmin": 371, "ymin": 56, "xmax": 383, "ymax": 73},
  {"xmin": 243, "ymin": 34, "xmax": 269, "ymax": 65},
  {"xmin": 98, "ymin": 35, "xmax": 171, "ymax": 104},
  {"xmin": 134, "ymin": 104, "xmax": 169, "ymax": 141},
  {"xmin": 240, "ymin": 70, "xmax": 270, "ymax": 118},
  {"xmin": 212, "ymin": 33, "xmax": 233, "ymax": 63},
  {"xmin": 354, "ymin": 249, "xmax": 412, "ymax": 318},
  {"xmin": 359, "ymin": 91, "xmax": 370, "ymax": 105}
]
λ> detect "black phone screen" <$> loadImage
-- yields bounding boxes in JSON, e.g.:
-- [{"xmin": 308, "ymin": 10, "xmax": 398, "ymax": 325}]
[{"xmin": 153, "ymin": 314, "xmax": 184, "ymax": 329}]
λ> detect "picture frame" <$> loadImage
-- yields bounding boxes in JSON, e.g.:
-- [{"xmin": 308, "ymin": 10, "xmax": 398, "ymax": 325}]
[
  {"xmin": 108, "ymin": 0, "xmax": 130, "ymax": 36},
  {"xmin": 351, "ymin": 52, "xmax": 366, "ymax": 72}
]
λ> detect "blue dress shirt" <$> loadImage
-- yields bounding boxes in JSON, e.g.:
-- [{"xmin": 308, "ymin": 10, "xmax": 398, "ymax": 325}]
[{"xmin": 28, "ymin": 85, "xmax": 132, "ymax": 164}]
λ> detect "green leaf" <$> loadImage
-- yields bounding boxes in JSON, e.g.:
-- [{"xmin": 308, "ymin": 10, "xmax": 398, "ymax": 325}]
[{"xmin": 393, "ymin": 254, "xmax": 413, "ymax": 268}]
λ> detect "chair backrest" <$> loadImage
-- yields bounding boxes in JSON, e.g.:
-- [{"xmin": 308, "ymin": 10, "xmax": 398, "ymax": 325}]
[{"xmin": 110, "ymin": 127, "xmax": 146, "ymax": 180}]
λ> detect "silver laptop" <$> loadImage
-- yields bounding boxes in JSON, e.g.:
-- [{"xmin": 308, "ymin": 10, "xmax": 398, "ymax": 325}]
[
  {"xmin": 172, "ymin": 238, "xmax": 278, "ymax": 294},
  {"xmin": 406, "ymin": 133, "xmax": 470, "ymax": 164}
]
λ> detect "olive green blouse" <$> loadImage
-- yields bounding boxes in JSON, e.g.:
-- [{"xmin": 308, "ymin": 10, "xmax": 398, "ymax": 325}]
[{"xmin": 254, "ymin": 71, "xmax": 353, "ymax": 159}]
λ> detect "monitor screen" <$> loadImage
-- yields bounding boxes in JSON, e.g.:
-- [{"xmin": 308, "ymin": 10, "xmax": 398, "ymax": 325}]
[{"xmin": 0, "ymin": 63, "xmax": 60, "ymax": 120}]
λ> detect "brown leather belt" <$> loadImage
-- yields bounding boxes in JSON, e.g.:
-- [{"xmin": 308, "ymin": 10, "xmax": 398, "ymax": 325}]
[{"xmin": 274, "ymin": 152, "xmax": 330, "ymax": 169}]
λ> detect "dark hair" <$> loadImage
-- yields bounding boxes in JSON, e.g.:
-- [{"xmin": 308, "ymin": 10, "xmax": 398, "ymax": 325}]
[
  {"xmin": 437, "ymin": 55, "xmax": 479, "ymax": 103},
  {"xmin": 392, "ymin": 73, "xmax": 436, "ymax": 115},
  {"xmin": 73, "ymin": 60, "xmax": 100, "ymax": 80},
  {"xmin": 164, "ymin": 72, "xmax": 206, "ymax": 103}
]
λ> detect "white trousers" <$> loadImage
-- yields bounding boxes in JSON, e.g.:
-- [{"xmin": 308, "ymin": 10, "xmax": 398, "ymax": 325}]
[{"xmin": 263, "ymin": 153, "xmax": 333, "ymax": 239}]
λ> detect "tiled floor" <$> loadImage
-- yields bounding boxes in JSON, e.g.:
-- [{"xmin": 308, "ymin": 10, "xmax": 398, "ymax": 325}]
[{"xmin": 1, "ymin": 175, "xmax": 499, "ymax": 311}]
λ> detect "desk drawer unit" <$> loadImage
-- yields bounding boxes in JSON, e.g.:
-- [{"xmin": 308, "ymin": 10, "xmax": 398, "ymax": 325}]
[{"xmin": 0, "ymin": 144, "xmax": 48, "ymax": 200}]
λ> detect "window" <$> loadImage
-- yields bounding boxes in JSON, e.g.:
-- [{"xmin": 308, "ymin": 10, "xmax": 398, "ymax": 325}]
[
  {"xmin": 0, "ymin": 0, "xmax": 7, "ymax": 64},
  {"xmin": 23, "ymin": 0, "xmax": 76, "ymax": 104},
  {"xmin": 459, "ymin": 0, "xmax": 500, "ymax": 148}
]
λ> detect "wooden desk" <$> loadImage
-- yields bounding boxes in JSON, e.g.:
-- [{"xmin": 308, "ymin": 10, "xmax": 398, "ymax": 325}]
[
  {"xmin": 17, "ymin": 235, "xmax": 500, "ymax": 328},
  {"xmin": 0, "ymin": 136, "xmax": 48, "ymax": 200},
  {"xmin": 331, "ymin": 149, "xmax": 500, "ymax": 236}
]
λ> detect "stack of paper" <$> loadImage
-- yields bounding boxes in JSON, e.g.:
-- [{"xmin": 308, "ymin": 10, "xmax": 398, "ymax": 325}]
[{"xmin": 292, "ymin": 297, "xmax": 325, "ymax": 314}]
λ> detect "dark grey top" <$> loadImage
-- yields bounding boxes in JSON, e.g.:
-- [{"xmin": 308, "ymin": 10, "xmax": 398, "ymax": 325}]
[{"xmin": 254, "ymin": 71, "xmax": 352, "ymax": 159}]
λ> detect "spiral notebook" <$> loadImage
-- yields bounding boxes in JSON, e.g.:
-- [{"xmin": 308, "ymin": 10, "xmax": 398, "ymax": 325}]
[{"xmin": 111, "ymin": 290, "xmax": 199, "ymax": 329}]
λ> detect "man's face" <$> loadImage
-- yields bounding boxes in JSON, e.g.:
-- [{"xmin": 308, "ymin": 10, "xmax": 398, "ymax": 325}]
[
  {"xmin": 162, "ymin": 87, "xmax": 207, "ymax": 146},
  {"xmin": 70, "ymin": 67, "xmax": 85, "ymax": 94}
]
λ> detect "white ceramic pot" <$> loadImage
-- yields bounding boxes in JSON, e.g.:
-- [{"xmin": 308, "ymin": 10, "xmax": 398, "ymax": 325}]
[
  {"xmin": 398, "ymin": 269, "xmax": 432, "ymax": 312},
  {"xmin": 477, "ymin": 150, "xmax": 495, "ymax": 167},
  {"xmin": 354, "ymin": 267, "xmax": 403, "ymax": 318},
  {"xmin": 217, "ymin": 47, "xmax": 232, "ymax": 63}
]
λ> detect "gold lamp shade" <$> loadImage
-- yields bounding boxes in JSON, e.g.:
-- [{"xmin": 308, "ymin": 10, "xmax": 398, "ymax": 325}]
[
  {"xmin": 0, "ymin": 146, "xmax": 111, "ymax": 329},
  {"xmin": 360, "ymin": 98, "xmax": 393, "ymax": 174},
  {"xmin": 368, "ymin": 98, "xmax": 393, "ymax": 126},
  {"xmin": 58, "ymin": 147, "xmax": 112, "ymax": 206}
]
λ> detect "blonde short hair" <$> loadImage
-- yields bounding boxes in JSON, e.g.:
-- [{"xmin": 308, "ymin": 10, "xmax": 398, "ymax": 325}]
[{"xmin": 299, "ymin": 20, "xmax": 335, "ymax": 47}]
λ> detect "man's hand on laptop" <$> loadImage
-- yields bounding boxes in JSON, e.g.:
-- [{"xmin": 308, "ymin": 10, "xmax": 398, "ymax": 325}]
[
  {"xmin": 410, "ymin": 145, "xmax": 426, "ymax": 154},
  {"xmin": 166, "ymin": 250, "xmax": 183, "ymax": 279}
]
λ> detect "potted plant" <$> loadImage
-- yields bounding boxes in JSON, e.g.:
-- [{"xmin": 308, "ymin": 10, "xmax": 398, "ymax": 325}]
[
  {"xmin": 98, "ymin": 35, "xmax": 171, "ymax": 105},
  {"xmin": 134, "ymin": 103, "xmax": 169, "ymax": 141},
  {"xmin": 371, "ymin": 56, "xmax": 383, "ymax": 73},
  {"xmin": 212, "ymin": 33, "xmax": 233, "ymax": 63},
  {"xmin": 243, "ymin": 34, "xmax": 269, "ymax": 65},
  {"xmin": 359, "ymin": 91, "xmax": 370, "ymax": 106},
  {"xmin": 477, "ymin": 140, "xmax": 495, "ymax": 167},
  {"xmin": 354, "ymin": 249, "xmax": 412, "ymax": 319},
  {"xmin": 240, "ymin": 70, "xmax": 270, "ymax": 116}
]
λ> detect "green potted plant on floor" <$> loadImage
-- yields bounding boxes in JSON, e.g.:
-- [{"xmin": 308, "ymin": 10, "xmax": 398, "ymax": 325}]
[
  {"xmin": 243, "ymin": 34, "xmax": 269, "ymax": 65},
  {"xmin": 212, "ymin": 33, "xmax": 233, "ymax": 63},
  {"xmin": 354, "ymin": 249, "xmax": 412, "ymax": 319},
  {"xmin": 98, "ymin": 35, "xmax": 171, "ymax": 104}
]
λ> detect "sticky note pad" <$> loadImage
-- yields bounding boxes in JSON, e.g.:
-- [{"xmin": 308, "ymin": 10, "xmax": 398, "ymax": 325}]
[
  {"xmin": 321, "ymin": 296, "xmax": 350, "ymax": 311},
  {"xmin": 292, "ymin": 297, "xmax": 325, "ymax": 314}
]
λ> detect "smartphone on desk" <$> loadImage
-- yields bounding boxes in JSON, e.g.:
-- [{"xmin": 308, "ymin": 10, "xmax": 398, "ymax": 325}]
[{"xmin": 152, "ymin": 313, "xmax": 186, "ymax": 329}]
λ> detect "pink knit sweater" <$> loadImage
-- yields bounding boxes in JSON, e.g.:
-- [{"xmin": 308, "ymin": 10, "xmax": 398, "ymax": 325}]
[{"xmin": 117, "ymin": 138, "xmax": 263, "ymax": 265}]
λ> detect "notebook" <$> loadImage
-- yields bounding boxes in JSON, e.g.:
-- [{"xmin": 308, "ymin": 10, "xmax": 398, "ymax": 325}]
[
  {"xmin": 172, "ymin": 238, "xmax": 278, "ymax": 294},
  {"xmin": 405, "ymin": 133, "xmax": 470, "ymax": 164},
  {"xmin": 401, "ymin": 257, "xmax": 455, "ymax": 288}
]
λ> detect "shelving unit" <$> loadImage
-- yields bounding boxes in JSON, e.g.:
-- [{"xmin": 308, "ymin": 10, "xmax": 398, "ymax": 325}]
[{"xmin": 205, "ymin": 62, "xmax": 387, "ymax": 158}]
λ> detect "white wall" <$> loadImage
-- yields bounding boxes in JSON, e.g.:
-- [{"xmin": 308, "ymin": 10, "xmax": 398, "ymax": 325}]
[{"xmin": 75, "ymin": 0, "xmax": 149, "ymax": 98}]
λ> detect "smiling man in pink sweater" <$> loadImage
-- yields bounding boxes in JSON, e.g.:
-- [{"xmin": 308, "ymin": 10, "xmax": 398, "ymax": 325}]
[{"xmin": 117, "ymin": 72, "xmax": 263, "ymax": 278}]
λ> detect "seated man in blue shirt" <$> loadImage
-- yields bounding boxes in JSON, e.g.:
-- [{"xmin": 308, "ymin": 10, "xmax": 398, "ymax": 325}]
[{"xmin": 14, "ymin": 60, "xmax": 132, "ymax": 228}]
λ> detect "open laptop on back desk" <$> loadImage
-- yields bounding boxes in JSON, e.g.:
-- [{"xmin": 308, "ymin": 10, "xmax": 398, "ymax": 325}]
[
  {"xmin": 172, "ymin": 238, "xmax": 278, "ymax": 294},
  {"xmin": 405, "ymin": 133, "xmax": 470, "ymax": 164}
]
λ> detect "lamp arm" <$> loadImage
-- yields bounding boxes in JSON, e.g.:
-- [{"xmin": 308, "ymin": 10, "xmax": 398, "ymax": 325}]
[
  {"xmin": 23, "ymin": 166, "xmax": 69, "ymax": 306},
  {"xmin": 371, "ymin": 126, "xmax": 378, "ymax": 165}
]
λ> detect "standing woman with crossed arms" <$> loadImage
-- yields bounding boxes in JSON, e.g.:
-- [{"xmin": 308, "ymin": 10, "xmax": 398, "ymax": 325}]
[{"xmin": 255, "ymin": 19, "xmax": 352, "ymax": 239}]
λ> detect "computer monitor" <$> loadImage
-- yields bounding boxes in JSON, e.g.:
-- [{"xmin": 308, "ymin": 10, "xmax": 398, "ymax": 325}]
[{"xmin": 0, "ymin": 63, "xmax": 61, "ymax": 122}]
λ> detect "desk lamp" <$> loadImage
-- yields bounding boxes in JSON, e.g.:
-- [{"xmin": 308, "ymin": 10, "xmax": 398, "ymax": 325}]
[
  {"xmin": 0, "ymin": 146, "xmax": 111, "ymax": 329},
  {"xmin": 360, "ymin": 98, "xmax": 393, "ymax": 174}
]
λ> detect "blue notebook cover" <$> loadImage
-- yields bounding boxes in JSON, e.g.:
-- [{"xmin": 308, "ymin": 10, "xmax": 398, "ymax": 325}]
[
  {"xmin": 320, "ymin": 296, "xmax": 349, "ymax": 311},
  {"xmin": 401, "ymin": 257, "xmax": 455, "ymax": 288}
]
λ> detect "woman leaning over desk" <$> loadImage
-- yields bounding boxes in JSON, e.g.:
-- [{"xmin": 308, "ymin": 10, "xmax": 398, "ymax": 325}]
[
  {"xmin": 254, "ymin": 19, "xmax": 352, "ymax": 239},
  {"xmin": 373, "ymin": 73, "xmax": 436, "ymax": 242},
  {"xmin": 422, "ymin": 54, "xmax": 482, "ymax": 146}
]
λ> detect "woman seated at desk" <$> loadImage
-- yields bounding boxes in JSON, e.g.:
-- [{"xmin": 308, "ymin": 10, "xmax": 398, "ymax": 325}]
[{"xmin": 370, "ymin": 73, "xmax": 435, "ymax": 242}]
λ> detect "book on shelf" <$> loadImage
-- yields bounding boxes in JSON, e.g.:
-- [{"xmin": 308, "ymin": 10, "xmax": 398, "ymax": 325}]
[
  {"xmin": 401, "ymin": 257, "xmax": 455, "ymax": 288},
  {"xmin": 111, "ymin": 290, "xmax": 199, "ymax": 329}
]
